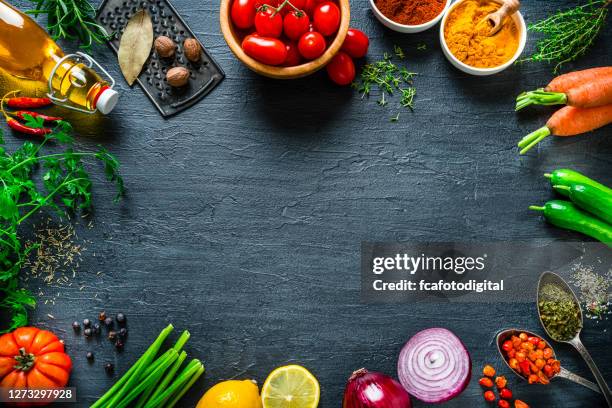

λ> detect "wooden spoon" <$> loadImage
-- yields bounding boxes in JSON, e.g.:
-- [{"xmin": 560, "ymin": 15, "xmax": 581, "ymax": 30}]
[{"xmin": 484, "ymin": 0, "xmax": 520, "ymax": 36}]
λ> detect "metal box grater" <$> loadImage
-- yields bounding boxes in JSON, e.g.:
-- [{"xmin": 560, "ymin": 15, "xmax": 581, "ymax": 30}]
[{"xmin": 96, "ymin": 0, "xmax": 224, "ymax": 117}]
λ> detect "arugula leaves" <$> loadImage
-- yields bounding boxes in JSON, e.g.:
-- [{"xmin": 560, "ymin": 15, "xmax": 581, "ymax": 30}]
[{"xmin": 0, "ymin": 119, "xmax": 124, "ymax": 332}]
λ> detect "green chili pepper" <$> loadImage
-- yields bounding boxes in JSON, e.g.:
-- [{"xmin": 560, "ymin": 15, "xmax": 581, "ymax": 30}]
[
  {"xmin": 545, "ymin": 169, "xmax": 612, "ymax": 197},
  {"xmin": 553, "ymin": 183, "xmax": 612, "ymax": 225},
  {"xmin": 529, "ymin": 200, "xmax": 612, "ymax": 247}
]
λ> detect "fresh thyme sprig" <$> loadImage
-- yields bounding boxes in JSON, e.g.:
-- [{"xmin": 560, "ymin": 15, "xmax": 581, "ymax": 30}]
[
  {"xmin": 28, "ymin": 0, "xmax": 110, "ymax": 50},
  {"xmin": 352, "ymin": 48, "xmax": 417, "ymax": 121},
  {"xmin": 522, "ymin": 0, "xmax": 609, "ymax": 72},
  {"xmin": 0, "ymin": 120, "xmax": 124, "ymax": 332}
]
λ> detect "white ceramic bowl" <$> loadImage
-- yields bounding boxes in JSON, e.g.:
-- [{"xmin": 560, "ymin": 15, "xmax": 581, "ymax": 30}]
[
  {"xmin": 369, "ymin": 0, "xmax": 450, "ymax": 33},
  {"xmin": 439, "ymin": 0, "xmax": 527, "ymax": 76}
]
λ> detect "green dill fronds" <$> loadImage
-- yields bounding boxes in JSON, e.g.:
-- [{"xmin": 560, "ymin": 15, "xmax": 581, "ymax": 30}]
[{"xmin": 352, "ymin": 49, "xmax": 418, "ymax": 121}]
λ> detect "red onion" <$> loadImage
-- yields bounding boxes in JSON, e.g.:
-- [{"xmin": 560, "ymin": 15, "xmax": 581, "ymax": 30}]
[
  {"xmin": 397, "ymin": 328, "xmax": 471, "ymax": 404},
  {"xmin": 343, "ymin": 368, "xmax": 411, "ymax": 408}
]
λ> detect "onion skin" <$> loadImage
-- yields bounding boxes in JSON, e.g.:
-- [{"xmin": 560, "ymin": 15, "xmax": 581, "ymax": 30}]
[
  {"xmin": 397, "ymin": 328, "xmax": 471, "ymax": 404},
  {"xmin": 343, "ymin": 368, "xmax": 411, "ymax": 408}
]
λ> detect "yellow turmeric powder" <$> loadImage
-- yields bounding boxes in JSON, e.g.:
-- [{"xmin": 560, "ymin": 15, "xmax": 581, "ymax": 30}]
[{"xmin": 444, "ymin": 0, "xmax": 519, "ymax": 68}]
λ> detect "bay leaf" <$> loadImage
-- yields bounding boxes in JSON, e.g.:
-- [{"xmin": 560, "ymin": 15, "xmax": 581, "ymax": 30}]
[{"xmin": 118, "ymin": 9, "xmax": 153, "ymax": 86}]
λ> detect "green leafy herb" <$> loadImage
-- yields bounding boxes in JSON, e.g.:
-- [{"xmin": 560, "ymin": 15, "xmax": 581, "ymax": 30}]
[
  {"xmin": 394, "ymin": 45, "xmax": 406, "ymax": 59},
  {"xmin": 417, "ymin": 43, "xmax": 427, "ymax": 51},
  {"xmin": 522, "ymin": 0, "xmax": 609, "ymax": 72},
  {"xmin": 538, "ymin": 283, "xmax": 582, "ymax": 341},
  {"xmin": 28, "ymin": 0, "xmax": 110, "ymax": 50},
  {"xmin": 352, "ymin": 49, "xmax": 418, "ymax": 121},
  {"xmin": 0, "ymin": 120, "xmax": 124, "ymax": 332}
]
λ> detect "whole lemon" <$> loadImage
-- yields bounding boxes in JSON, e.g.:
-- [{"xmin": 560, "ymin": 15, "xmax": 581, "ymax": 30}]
[{"xmin": 197, "ymin": 379, "xmax": 262, "ymax": 408}]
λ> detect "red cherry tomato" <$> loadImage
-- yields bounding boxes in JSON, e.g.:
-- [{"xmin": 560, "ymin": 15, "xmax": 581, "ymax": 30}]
[
  {"xmin": 255, "ymin": 6, "xmax": 283, "ymax": 37},
  {"xmin": 290, "ymin": 0, "xmax": 307, "ymax": 9},
  {"xmin": 313, "ymin": 2, "xmax": 340, "ymax": 36},
  {"xmin": 242, "ymin": 34, "xmax": 288, "ymax": 65},
  {"xmin": 283, "ymin": 10, "xmax": 310, "ymax": 40},
  {"xmin": 326, "ymin": 51, "xmax": 354, "ymax": 85},
  {"xmin": 303, "ymin": 0, "xmax": 323, "ymax": 15},
  {"xmin": 341, "ymin": 28, "xmax": 369, "ymax": 58},
  {"xmin": 231, "ymin": 0, "xmax": 258, "ymax": 29},
  {"xmin": 283, "ymin": 42, "xmax": 302, "ymax": 66},
  {"xmin": 298, "ymin": 31, "xmax": 326, "ymax": 59}
]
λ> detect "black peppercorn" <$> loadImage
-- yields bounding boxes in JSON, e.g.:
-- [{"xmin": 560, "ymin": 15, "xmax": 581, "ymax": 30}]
[
  {"xmin": 93, "ymin": 323, "xmax": 101, "ymax": 335},
  {"xmin": 108, "ymin": 330, "xmax": 117, "ymax": 341},
  {"xmin": 72, "ymin": 321, "xmax": 81, "ymax": 332},
  {"xmin": 116, "ymin": 313, "xmax": 126, "ymax": 324},
  {"xmin": 115, "ymin": 340, "xmax": 124, "ymax": 350},
  {"xmin": 83, "ymin": 318, "xmax": 91, "ymax": 328},
  {"xmin": 104, "ymin": 363, "xmax": 114, "ymax": 374},
  {"xmin": 86, "ymin": 352, "xmax": 94, "ymax": 361},
  {"xmin": 118, "ymin": 328, "xmax": 128, "ymax": 338},
  {"xmin": 104, "ymin": 317, "xmax": 113, "ymax": 327},
  {"xmin": 83, "ymin": 328, "xmax": 92, "ymax": 337},
  {"xmin": 98, "ymin": 311, "xmax": 107, "ymax": 321}
]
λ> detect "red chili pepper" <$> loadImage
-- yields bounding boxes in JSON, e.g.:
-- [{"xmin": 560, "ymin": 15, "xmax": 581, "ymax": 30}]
[
  {"xmin": 499, "ymin": 388, "xmax": 513, "ymax": 399},
  {"xmin": 6, "ymin": 96, "xmax": 52, "ymax": 109},
  {"xmin": 13, "ymin": 110, "xmax": 62, "ymax": 122},
  {"xmin": 7, "ymin": 118, "xmax": 52, "ymax": 136},
  {"xmin": 519, "ymin": 360, "xmax": 531, "ymax": 377}
]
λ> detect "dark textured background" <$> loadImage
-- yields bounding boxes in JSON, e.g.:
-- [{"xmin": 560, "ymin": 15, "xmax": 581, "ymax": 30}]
[{"xmin": 3, "ymin": 0, "xmax": 612, "ymax": 406}]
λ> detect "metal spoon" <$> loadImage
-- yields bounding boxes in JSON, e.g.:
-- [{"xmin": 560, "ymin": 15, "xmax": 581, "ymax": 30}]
[
  {"xmin": 496, "ymin": 328, "xmax": 601, "ymax": 393},
  {"xmin": 538, "ymin": 272, "xmax": 612, "ymax": 407},
  {"xmin": 483, "ymin": 0, "xmax": 520, "ymax": 36}
]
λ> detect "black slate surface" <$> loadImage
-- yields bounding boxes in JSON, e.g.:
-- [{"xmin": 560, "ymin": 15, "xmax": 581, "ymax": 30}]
[{"xmin": 3, "ymin": 0, "xmax": 612, "ymax": 407}]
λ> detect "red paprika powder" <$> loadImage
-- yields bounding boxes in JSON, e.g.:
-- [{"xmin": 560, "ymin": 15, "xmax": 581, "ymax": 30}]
[{"xmin": 374, "ymin": 0, "xmax": 445, "ymax": 25}]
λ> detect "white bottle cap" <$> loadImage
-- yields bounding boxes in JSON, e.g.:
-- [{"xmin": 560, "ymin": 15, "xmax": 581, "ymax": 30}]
[{"xmin": 96, "ymin": 88, "xmax": 119, "ymax": 114}]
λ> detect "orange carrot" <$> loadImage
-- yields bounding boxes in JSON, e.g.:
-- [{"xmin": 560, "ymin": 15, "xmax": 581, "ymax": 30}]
[
  {"xmin": 546, "ymin": 67, "xmax": 612, "ymax": 93},
  {"xmin": 516, "ymin": 67, "xmax": 612, "ymax": 110},
  {"xmin": 517, "ymin": 104, "xmax": 612, "ymax": 154},
  {"xmin": 564, "ymin": 79, "xmax": 612, "ymax": 107}
]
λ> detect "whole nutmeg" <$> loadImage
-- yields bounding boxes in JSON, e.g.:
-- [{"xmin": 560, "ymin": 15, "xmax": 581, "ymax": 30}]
[
  {"xmin": 155, "ymin": 36, "xmax": 176, "ymax": 58},
  {"xmin": 166, "ymin": 66, "xmax": 190, "ymax": 87},
  {"xmin": 183, "ymin": 38, "xmax": 202, "ymax": 62}
]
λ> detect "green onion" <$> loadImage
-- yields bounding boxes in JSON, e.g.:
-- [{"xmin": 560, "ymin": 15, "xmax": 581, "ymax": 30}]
[
  {"xmin": 115, "ymin": 350, "xmax": 178, "ymax": 408},
  {"xmin": 136, "ymin": 331, "xmax": 191, "ymax": 407},
  {"xmin": 91, "ymin": 324, "xmax": 174, "ymax": 408},
  {"xmin": 93, "ymin": 325, "xmax": 203, "ymax": 408},
  {"xmin": 144, "ymin": 350, "xmax": 187, "ymax": 406},
  {"xmin": 144, "ymin": 359, "xmax": 203, "ymax": 408},
  {"xmin": 166, "ymin": 362, "xmax": 205, "ymax": 408}
]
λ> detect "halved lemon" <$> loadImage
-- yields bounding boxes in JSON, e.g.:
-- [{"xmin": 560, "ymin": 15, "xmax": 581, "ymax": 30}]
[{"xmin": 261, "ymin": 364, "xmax": 320, "ymax": 408}]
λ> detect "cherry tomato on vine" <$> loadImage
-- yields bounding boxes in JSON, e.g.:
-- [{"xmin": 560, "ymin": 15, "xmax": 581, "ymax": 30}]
[
  {"xmin": 255, "ymin": 6, "xmax": 283, "ymax": 37},
  {"xmin": 242, "ymin": 34, "xmax": 288, "ymax": 65},
  {"xmin": 298, "ymin": 31, "xmax": 326, "ymax": 59},
  {"xmin": 283, "ymin": 42, "xmax": 302, "ymax": 66},
  {"xmin": 341, "ymin": 28, "xmax": 369, "ymax": 58},
  {"xmin": 289, "ymin": 0, "xmax": 307, "ymax": 10},
  {"xmin": 326, "ymin": 51, "xmax": 355, "ymax": 85},
  {"xmin": 283, "ymin": 10, "xmax": 310, "ymax": 40},
  {"xmin": 313, "ymin": 2, "xmax": 340, "ymax": 36},
  {"xmin": 231, "ymin": 0, "xmax": 258, "ymax": 29}
]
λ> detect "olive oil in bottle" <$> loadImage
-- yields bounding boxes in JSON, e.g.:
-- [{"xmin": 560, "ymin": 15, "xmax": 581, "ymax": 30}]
[{"xmin": 0, "ymin": 0, "xmax": 118, "ymax": 113}]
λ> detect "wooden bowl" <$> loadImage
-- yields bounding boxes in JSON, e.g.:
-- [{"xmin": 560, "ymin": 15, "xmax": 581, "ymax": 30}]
[{"xmin": 220, "ymin": 0, "xmax": 350, "ymax": 79}]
